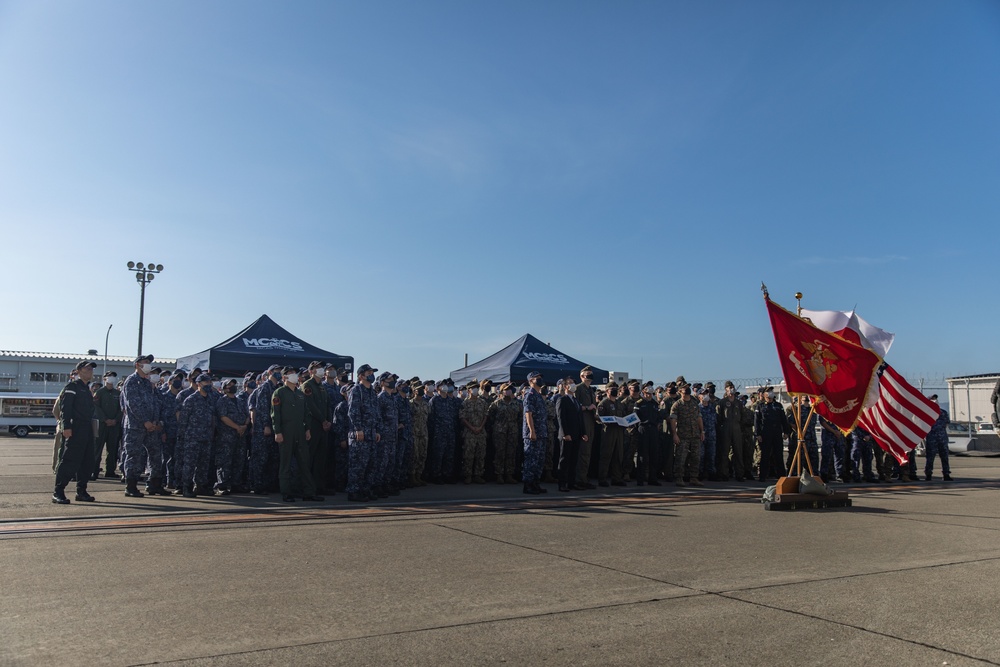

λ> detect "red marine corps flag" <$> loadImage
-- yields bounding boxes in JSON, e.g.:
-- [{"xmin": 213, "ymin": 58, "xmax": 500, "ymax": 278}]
[{"xmin": 764, "ymin": 293, "xmax": 880, "ymax": 432}]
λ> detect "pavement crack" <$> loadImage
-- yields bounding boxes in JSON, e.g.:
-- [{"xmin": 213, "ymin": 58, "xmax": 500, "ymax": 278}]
[{"xmin": 713, "ymin": 592, "xmax": 1000, "ymax": 666}]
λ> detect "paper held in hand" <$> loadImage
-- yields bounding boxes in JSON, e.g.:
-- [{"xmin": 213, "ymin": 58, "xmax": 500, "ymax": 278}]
[{"xmin": 599, "ymin": 413, "xmax": 641, "ymax": 428}]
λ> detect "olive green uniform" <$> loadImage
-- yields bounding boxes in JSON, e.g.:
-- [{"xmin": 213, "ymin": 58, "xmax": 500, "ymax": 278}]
[
  {"xmin": 302, "ymin": 377, "xmax": 330, "ymax": 493},
  {"xmin": 271, "ymin": 385, "xmax": 316, "ymax": 497},
  {"xmin": 93, "ymin": 385, "xmax": 122, "ymax": 476}
]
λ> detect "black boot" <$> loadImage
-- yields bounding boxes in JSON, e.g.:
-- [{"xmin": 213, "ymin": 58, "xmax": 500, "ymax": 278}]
[
  {"xmin": 75, "ymin": 488, "xmax": 96, "ymax": 502},
  {"xmin": 52, "ymin": 487, "xmax": 70, "ymax": 504},
  {"xmin": 124, "ymin": 478, "xmax": 145, "ymax": 498}
]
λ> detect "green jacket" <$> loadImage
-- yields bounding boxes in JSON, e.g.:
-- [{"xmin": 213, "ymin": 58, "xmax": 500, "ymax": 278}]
[{"xmin": 271, "ymin": 385, "xmax": 308, "ymax": 436}]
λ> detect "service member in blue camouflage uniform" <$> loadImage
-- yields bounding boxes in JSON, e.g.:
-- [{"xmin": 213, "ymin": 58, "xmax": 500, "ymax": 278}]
[
  {"xmin": 818, "ymin": 415, "xmax": 847, "ymax": 483},
  {"xmin": 698, "ymin": 393, "xmax": 717, "ymax": 482},
  {"xmin": 394, "ymin": 380, "xmax": 414, "ymax": 489},
  {"xmin": 178, "ymin": 374, "xmax": 217, "ymax": 497},
  {"xmin": 248, "ymin": 365, "xmax": 282, "ymax": 495},
  {"xmin": 521, "ymin": 371, "xmax": 549, "ymax": 495},
  {"xmin": 374, "ymin": 372, "xmax": 400, "ymax": 497},
  {"xmin": 332, "ymin": 383, "xmax": 351, "ymax": 492},
  {"xmin": 230, "ymin": 373, "xmax": 256, "ymax": 492},
  {"xmin": 409, "ymin": 382, "xmax": 431, "ymax": 486},
  {"xmin": 347, "ymin": 364, "xmax": 381, "ymax": 502},
  {"xmin": 428, "ymin": 380, "xmax": 460, "ymax": 484},
  {"xmin": 160, "ymin": 374, "xmax": 183, "ymax": 489},
  {"xmin": 923, "ymin": 395, "xmax": 952, "ymax": 481},
  {"xmin": 215, "ymin": 378, "xmax": 250, "ymax": 494},
  {"xmin": 850, "ymin": 425, "xmax": 878, "ymax": 483},
  {"xmin": 323, "ymin": 366, "xmax": 346, "ymax": 491},
  {"xmin": 271, "ymin": 367, "xmax": 321, "ymax": 502},
  {"xmin": 121, "ymin": 355, "xmax": 167, "ymax": 498}
]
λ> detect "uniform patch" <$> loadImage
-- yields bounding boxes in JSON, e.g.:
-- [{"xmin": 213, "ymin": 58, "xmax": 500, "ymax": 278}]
[{"xmin": 272, "ymin": 396, "xmax": 281, "ymax": 406}]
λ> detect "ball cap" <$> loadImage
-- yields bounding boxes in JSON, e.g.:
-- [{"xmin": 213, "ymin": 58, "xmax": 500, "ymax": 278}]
[
  {"xmin": 134, "ymin": 354, "xmax": 154, "ymax": 364},
  {"xmin": 357, "ymin": 364, "xmax": 377, "ymax": 375},
  {"xmin": 75, "ymin": 361, "xmax": 98, "ymax": 371},
  {"xmin": 527, "ymin": 371, "xmax": 543, "ymax": 381},
  {"xmin": 196, "ymin": 373, "xmax": 212, "ymax": 383}
]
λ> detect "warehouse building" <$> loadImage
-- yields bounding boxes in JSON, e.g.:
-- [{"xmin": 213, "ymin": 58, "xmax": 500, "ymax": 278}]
[{"xmin": 0, "ymin": 351, "xmax": 176, "ymax": 395}]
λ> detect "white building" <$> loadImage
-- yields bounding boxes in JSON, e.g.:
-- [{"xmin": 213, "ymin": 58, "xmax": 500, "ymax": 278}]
[
  {"xmin": 0, "ymin": 351, "xmax": 177, "ymax": 395},
  {"xmin": 946, "ymin": 373, "xmax": 1000, "ymax": 431}
]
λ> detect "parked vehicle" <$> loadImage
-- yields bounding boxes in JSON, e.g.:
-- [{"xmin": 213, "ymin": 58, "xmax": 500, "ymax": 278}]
[{"xmin": 0, "ymin": 394, "xmax": 58, "ymax": 437}]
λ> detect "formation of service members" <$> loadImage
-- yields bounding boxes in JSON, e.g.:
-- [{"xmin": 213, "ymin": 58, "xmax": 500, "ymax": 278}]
[{"xmin": 51, "ymin": 359, "xmax": 958, "ymax": 504}]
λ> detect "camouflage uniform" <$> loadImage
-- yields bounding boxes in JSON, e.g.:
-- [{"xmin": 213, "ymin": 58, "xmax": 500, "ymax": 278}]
[
  {"xmin": 850, "ymin": 426, "xmax": 876, "ymax": 482},
  {"xmin": 699, "ymin": 402, "xmax": 717, "ymax": 480},
  {"xmin": 232, "ymin": 387, "xmax": 254, "ymax": 490},
  {"xmin": 325, "ymin": 381, "xmax": 348, "ymax": 491},
  {"xmin": 542, "ymin": 396, "xmax": 558, "ymax": 481},
  {"xmin": 819, "ymin": 415, "xmax": 847, "ymax": 481},
  {"xmin": 924, "ymin": 408, "xmax": 951, "ymax": 479},
  {"xmin": 619, "ymin": 390, "xmax": 639, "ymax": 479},
  {"xmin": 160, "ymin": 389, "xmax": 180, "ymax": 488},
  {"xmin": 670, "ymin": 396, "xmax": 702, "ymax": 481},
  {"xmin": 271, "ymin": 384, "xmax": 315, "ymax": 497},
  {"xmin": 459, "ymin": 394, "xmax": 489, "ymax": 481},
  {"xmin": 394, "ymin": 389, "xmax": 413, "ymax": 487},
  {"xmin": 375, "ymin": 389, "xmax": 399, "ymax": 491},
  {"xmin": 215, "ymin": 393, "xmax": 249, "ymax": 492},
  {"xmin": 93, "ymin": 384, "xmax": 122, "ymax": 476},
  {"xmin": 121, "ymin": 372, "xmax": 164, "ymax": 482},
  {"xmin": 428, "ymin": 392, "xmax": 459, "ymax": 481},
  {"xmin": 249, "ymin": 379, "xmax": 279, "ymax": 493},
  {"xmin": 489, "ymin": 397, "xmax": 521, "ymax": 481},
  {"xmin": 409, "ymin": 394, "xmax": 430, "ymax": 483},
  {"xmin": 347, "ymin": 383, "xmax": 381, "ymax": 496},
  {"xmin": 521, "ymin": 387, "xmax": 548, "ymax": 484},
  {"xmin": 179, "ymin": 391, "xmax": 216, "ymax": 491}
]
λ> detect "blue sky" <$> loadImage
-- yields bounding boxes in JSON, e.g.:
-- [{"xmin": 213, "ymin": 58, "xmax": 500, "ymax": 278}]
[{"xmin": 2, "ymin": 0, "xmax": 998, "ymax": 385}]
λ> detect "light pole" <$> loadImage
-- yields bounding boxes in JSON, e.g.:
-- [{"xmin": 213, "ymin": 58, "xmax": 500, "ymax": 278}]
[
  {"xmin": 127, "ymin": 261, "xmax": 164, "ymax": 357},
  {"xmin": 103, "ymin": 324, "xmax": 113, "ymax": 378}
]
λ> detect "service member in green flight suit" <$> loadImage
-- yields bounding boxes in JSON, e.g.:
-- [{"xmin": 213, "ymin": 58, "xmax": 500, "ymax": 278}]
[{"xmin": 271, "ymin": 366, "xmax": 323, "ymax": 503}]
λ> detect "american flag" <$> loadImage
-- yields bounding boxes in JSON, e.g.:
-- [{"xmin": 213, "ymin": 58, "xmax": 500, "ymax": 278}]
[{"xmin": 857, "ymin": 363, "xmax": 940, "ymax": 464}]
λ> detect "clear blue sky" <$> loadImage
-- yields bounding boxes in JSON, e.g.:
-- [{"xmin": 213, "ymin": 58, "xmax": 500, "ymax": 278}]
[{"xmin": 2, "ymin": 0, "xmax": 998, "ymax": 385}]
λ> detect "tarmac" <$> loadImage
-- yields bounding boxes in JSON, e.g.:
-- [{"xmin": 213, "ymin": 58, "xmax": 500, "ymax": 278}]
[{"xmin": 1, "ymin": 433, "xmax": 999, "ymax": 666}]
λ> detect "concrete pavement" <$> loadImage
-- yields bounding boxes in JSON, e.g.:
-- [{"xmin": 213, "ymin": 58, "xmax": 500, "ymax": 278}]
[{"xmin": 1, "ymin": 434, "xmax": 999, "ymax": 666}]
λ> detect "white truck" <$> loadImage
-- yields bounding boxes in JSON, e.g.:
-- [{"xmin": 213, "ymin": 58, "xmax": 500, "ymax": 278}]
[{"xmin": 0, "ymin": 394, "xmax": 59, "ymax": 437}]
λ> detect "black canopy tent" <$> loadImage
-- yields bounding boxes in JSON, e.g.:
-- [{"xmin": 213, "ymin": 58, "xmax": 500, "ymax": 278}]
[
  {"xmin": 450, "ymin": 334, "xmax": 609, "ymax": 386},
  {"xmin": 175, "ymin": 314, "xmax": 353, "ymax": 377}
]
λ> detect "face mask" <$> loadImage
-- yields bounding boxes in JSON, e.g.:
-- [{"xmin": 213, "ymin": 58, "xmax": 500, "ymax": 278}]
[
  {"xmin": 286, "ymin": 374, "xmax": 299, "ymax": 384},
  {"xmin": 226, "ymin": 385, "xmax": 236, "ymax": 394},
  {"xmin": 366, "ymin": 374, "xmax": 375, "ymax": 384},
  {"xmin": 471, "ymin": 388, "xmax": 479, "ymax": 396},
  {"xmin": 247, "ymin": 381, "xmax": 257, "ymax": 391},
  {"xmin": 182, "ymin": 380, "xmax": 191, "ymax": 389},
  {"xmin": 199, "ymin": 384, "xmax": 212, "ymax": 393},
  {"xmin": 140, "ymin": 364, "xmax": 152, "ymax": 374},
  {"xmin": 314, "ymin": 369, "xmax": 324, "ymax": 378},
  {"xmin": 272, "ymin": 372, "xmax": 282, "ymax": 382},
  {"xmin": 567, "ymin": 383, "xmax": 576, "ymax": 393},
  {"xmin": 171, "ymin": 380, "xmax": 182, "ymax": 390},
  {"xmin": 609, "ymin": 389, "xmax": 618, "ymax": 398},
  {"xmin": 104, "ymin": 377, "xmax": 114, "ymax": 385}
]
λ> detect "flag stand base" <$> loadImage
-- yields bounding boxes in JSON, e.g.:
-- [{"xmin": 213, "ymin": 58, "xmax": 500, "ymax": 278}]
[{"xmin": 764, "ymin": 477, "xmax": 852, "ymax": 512}]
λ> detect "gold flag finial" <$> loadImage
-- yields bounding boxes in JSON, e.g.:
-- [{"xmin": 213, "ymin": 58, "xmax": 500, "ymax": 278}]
[
  {"xmin": 795, "ymin": 291, "xmax": 803, "ymax": 316},
  {"xmin": 761, "ymin": 282, "xmax": 769, "ymax": 299}
]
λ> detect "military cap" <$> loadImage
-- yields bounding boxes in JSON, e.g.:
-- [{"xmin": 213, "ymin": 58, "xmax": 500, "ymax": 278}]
[
  {"xmin": 724, "ymin": 380, "xmax": 735, "ymax": 389},
  {"xmin": 266, "ymin": 364, "xmax": 281, "ymax": 373},
  {"xmin": 104, "ymin": 371, "xmax": 118, "ymax": 378},
  {"xmin": 446, "ymin": 384, "xmax": 456, "ymax": 392},
  {"xmin": 195, "ymin": 373, "xmax": 212, "ymax": 383},
  {"xmin": 692, "ymin": 382, "xmax": 703, "ymax": 389},
  {"xmin": 134, "ymin": 354, "xmax": 154, "ymax": 364},
  {"xmin": 408, "ymin": 376, "xmax": 421, "ymax": 385},
  {"xmin": 606, "ymin": 381, "xmax": 619, "ymax": 389},
  {"xmin": 556, "ymin": 379, "xmax": 564, "ymax": 387},
  {"xmin": 395, "ymin": 379, "xmax": 410, "ymax": 390},
  {"xmin": 929, "ymin": 394, "xmax": 938, "ymax": 401},
  {"xmin": 581, "ymin": 366, "xmax": 592, "ymax": 373},
  {"xmin": 435, "ymin": 379, "xmax": 447, "ymax": 388},
  {"xmin": 282, "ymin": 366, "xmax": 297, "ymax": 375},
  {"xmin": 527, "ymin": 371, "xmax": 543, "ymax": 380},
  {"xmin": 643, "ymin": 380, "xmax": 654, "ymax": 387},
  {"xmin": 308, "ymin": 360, "xmax": 324, "ymax": 370},
  {"xmin": 339, "ymin": 384, "xmax": 351, "ymax": 395},
  {"xmin": 150, "ymin": 367, "xmax": 163, "ymax": 375},
  {"xmin": 357, "ymin": 363, "xmax": 377, "ymax": 375},
  {"xmin": 75, "ymin": 360, "xmax": 97, "ymax": 371},
  {"xmin": 705, "ymin": 382, "xmax": 716, "ymax": 389},
  {"xmin": 675, "ymin": 375, "xmax": 687, "ymax": 385},
  {"xmin": 244, "ymin": 371, "xmax": 255, "ymax": 378},
  {"xmin": 377, "ymin": 371, "xmax": 393, "ymax": 384},
  {"xmin": 175, "ymin": 370, "xmax": 188, "ymax": 378}
]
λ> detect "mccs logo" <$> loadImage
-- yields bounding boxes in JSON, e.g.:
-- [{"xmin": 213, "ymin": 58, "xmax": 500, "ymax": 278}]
[
  {"xmin": 243, "ymin": 338, "xmax": 304, "ymax": 352},
  {"xmin": 521, "ymin": 352, "xmax": 569, "ymax": 365}
]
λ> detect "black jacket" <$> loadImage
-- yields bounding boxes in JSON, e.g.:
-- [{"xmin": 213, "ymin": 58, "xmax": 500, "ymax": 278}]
[
  {"xmin": 556, "ymin": 394, "xmax": 584, "ymax": 442},
  {"xmin": 59, "ymin": 379, "xmax": 95, "ymax": 433}
]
